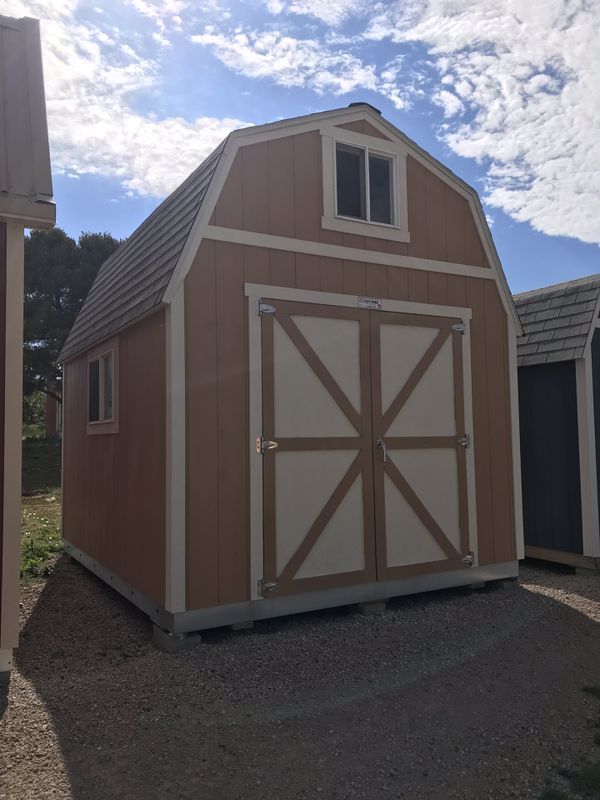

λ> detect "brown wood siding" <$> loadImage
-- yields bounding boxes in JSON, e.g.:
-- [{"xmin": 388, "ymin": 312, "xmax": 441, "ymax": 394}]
[
  {"xmin": 62, "ymin": 311, "xmax": 166, "ymax": 605},
  {"xmin": 210, "ymin": 131, "xmax": 490, "ymax": 268},
  {"xmin": 185, "ymin": 242, "xmax": 515, "ymax": 609},
  {"xmin": 338, "ymin": 119, "xmax": 391, "ymax": 140},
  {"xmin": 0, "ymin": 224, "xmax": 5, "ymax": 630}
]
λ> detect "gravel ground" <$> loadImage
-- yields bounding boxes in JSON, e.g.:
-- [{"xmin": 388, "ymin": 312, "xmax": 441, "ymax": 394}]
[{"xmin": 1, "ymin": 558, "xmax": 600, "ymax": 800}]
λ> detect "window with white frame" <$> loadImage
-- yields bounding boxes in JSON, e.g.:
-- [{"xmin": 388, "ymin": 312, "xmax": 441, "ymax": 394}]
[
  {"xmin": 321, "ymin": 126, "xmax": 410, "ymax": 243},
  {"xmin": 336, "ymin": 143, "xmax": 394, "ymax": 225},
  {"xmin": 87, "ymin": 341, "xmax": 118, "ymax": 434}
]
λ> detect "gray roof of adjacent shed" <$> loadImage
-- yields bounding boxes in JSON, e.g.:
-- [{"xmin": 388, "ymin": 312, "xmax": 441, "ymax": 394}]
[
  {"xmin": 514, "ymin": 274, "xmax": 600, "ymax": 366},
  {"xmin": 60, "ymin": 137, "xmax": 227, "ymax": 362}
]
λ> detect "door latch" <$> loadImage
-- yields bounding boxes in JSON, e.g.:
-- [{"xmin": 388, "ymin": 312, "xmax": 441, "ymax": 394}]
[
  {"xmin": 256, "ymin": 436, "xmax": 278, "ymax": 454},
  {"xmin": 452, "ymin": 322, "xmax": 466, "ymax": 334},
  {"xmin": 456, "ymin": 434, "xmax": 470, "ymax": 449},
  {"xmin": 461, "ymin": 551, "xmax": 474, "ymax": 566},
  {"xmin": 377, "ymin": 438, "xmax": 387, "ymax": 462}
]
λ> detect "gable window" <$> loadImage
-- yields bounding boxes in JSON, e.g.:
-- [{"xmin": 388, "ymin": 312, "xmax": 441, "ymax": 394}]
[
  {"xmin": 87, "ymin": 341, "xmax": 119, "ymax": 434},
  {"xmin": 321, "ymin": 124, "xmax": 410, "ymax": 243},
  {"xmin": 336, "ymin": 143, "xmax": 393, "ymax": 225}
]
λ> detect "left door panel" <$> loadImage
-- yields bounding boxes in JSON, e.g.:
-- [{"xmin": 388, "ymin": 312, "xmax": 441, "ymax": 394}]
[{"xmin": 260, "ymin": 300, "xmax": 376, "ymax": 596}]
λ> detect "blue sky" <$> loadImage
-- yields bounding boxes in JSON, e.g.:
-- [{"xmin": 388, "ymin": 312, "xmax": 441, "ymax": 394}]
[{"xmin": 5, "ymin": 0, "xmax": 600, "ymax": 294}]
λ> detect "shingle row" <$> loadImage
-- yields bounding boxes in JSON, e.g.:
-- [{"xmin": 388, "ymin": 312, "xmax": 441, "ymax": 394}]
[{"xmin": 514, "ymin": 274, "xmax": 600, "ymax": 366}]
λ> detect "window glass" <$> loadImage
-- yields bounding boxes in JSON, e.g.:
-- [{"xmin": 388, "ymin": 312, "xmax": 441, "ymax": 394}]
[
  {"xmin": 88, "ymin": 359, "xmax": 100, "ymax": 422},
  {"xmin": 336, "ymin": 144, "xmax": 366, "ymax": 220},
  {"xmin": 103, "ymin": 352, "xmax": 113, "ymax": 420},
  {"xmin": 369, "ymin": 154, "xmax": 393, "ymax": 224}
]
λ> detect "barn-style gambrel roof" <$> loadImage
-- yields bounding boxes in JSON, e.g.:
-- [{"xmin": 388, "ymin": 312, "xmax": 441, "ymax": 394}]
[
  {"xmin": 514, "ymin": 274, "xmax": 600, "ymax": 366},
  {"xmin": 61, "ymin": 103, "xmax": 521, "ymax": 362}
]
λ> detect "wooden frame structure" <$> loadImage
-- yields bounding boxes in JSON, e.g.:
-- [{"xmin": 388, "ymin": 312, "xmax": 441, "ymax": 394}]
[
  {"xmin": 61, "ymin": 104, "xmax": 522, "ymax": 639},
  {"xmin": 0, "ymin": 15, "xmax": 55, "ymax": 679}
]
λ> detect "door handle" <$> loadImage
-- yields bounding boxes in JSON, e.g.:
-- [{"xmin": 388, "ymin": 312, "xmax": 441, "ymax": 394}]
[{"xmin": 377, "ymin": 438, "xmax": 387, "ymax": 462}]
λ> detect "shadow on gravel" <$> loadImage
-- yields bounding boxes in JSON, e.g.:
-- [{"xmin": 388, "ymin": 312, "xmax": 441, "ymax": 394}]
[{"xmin": 13, "ymin": 556, "xmax": 600, "ymax": 800}]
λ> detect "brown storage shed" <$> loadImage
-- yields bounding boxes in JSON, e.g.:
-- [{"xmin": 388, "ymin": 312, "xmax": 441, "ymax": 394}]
[
  {"xmin": 61, "ymin": 104, "xmax": 523, "ymax": 641},
  {"xmin": 516, "ymin": 275, "xmax": 600, "ymax": 571}
]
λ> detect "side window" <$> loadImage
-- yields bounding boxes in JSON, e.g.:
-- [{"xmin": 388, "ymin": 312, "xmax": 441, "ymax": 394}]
[{"xmin": 87, "ymin": 343, "xmax": 118, "ymax": 434}]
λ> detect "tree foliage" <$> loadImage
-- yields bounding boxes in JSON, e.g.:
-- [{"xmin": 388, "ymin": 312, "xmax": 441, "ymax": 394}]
[{"xmin": 24, "ymin": 228, "xmax": 122, "ymax": 400}]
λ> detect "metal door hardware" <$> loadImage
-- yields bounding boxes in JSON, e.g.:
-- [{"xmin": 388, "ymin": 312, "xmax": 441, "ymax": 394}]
[
  {"xmin": 258, "ymin": 301, "xmax": 276, "ymax": 316},
  {"xmin": 456, "ymin": 435, "xmax": 471, "ymax": 448},
  {"xmin": 451, "ymin": 322, "xmax": 466, "ymax": 334},
  {"xmin": 376, "ymin": 438, "xmax": 387, "ymax": 462},
  {"xmin": 256, "ymin": 436, "xmax": 278, "ymax": 454},
  {"xmin": 461, "ymin": 551, "xmax": 474, "ymax": 566},
  {"xmin": 258, "ymin": 579, "xmax": 279, "ymax": 595}
]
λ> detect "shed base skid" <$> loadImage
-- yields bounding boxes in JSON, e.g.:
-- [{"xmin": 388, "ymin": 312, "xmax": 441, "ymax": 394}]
[
  {"xmin": 525, "ymin": 545, "xmax": 600, "ymax": 572},
  {"xmin": 65, "ymin": 541, "xmax": 518, "ymax": 635}
]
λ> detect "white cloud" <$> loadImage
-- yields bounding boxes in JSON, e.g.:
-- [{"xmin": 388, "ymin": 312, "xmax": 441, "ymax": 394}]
[
  {"xmin": 264, "ymin": 0, "xmax": 366, "ymax": 26},
  {"xmin": 191, "ymin": 28, "xmax": 378, "ymax": 94},
  {"xmin": 365, "ymin": 0, "xmax": 600, "ymax": 245},
  {"xmin": 0, "ymin": 0, "xmax": 246, "ymax": 197},
  {"xmin": 432, "ymin": 89, "xmax": 464, "ymax": 117}
]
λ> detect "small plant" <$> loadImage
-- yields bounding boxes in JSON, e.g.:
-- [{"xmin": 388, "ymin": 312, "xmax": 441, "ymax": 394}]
[{"xmin": 21, "ymin": 493, "xmax": 62, "ymax": 579}]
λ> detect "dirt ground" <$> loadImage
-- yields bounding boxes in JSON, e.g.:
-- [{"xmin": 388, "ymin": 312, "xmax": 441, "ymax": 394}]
[{"xmin": 1, "ymin": 558, "xmax": 599, "ymax": 800}]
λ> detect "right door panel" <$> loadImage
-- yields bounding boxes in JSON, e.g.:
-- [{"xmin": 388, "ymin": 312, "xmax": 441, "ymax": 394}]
[{"xmin": 370, "ymin": 311, "xmax": 471, "ymax": 579}]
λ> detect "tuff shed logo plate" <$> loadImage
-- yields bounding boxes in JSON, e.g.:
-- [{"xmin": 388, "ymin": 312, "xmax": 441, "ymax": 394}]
[{"xmin": 358, "ymin": 297, "xmax": 383, "ymax": 310}]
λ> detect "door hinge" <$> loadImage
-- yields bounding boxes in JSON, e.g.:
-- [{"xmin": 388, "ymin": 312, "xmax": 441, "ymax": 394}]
[
  {"xmin": 461, "ymin": 551, "xmax": 474, "ymax": 566},
  {"xmin": 258, "ymin": 301, "xmax": 276, "ymax": 316},
  {"xmin": 256, "ymin": 436, "xmax": 279, "ymax": 454},
  {"xmin": 258, "ymin": 578, "xmax": 278, "ymax": 596},
  {"xmin": 452, "ymin": 322, "xmax": 466, "ymax": 334},
  {"xmin": 456, "ymin": 434, "xmax": 471, "ymax": 449}
]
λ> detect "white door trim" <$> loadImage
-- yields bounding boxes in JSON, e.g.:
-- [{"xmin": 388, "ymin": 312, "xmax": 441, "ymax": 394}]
[{"xmin": 245, "ymin": 282, "xmax": 478, "ymax": 597}]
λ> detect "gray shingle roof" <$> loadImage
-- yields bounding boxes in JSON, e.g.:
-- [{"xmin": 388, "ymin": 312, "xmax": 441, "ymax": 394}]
[
  {"xmin": 514, "ymin": 274, "xmax": 600, "ymax": 366},
  {"xmin": 60, "ymin": 137, "xmax": 227, "ymax": 362}
]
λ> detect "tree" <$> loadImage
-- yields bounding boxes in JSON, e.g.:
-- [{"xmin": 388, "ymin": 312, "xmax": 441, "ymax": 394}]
[{"xmin": 23, "ymin": 228, "xmax": 122, "ymax": 401}]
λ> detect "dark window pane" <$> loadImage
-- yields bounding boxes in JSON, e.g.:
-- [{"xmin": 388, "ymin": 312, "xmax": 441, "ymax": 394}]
[
  {"xmin": 103, "ymin": 353, "xmax": 113, "ymax": 420},
  {"xmin": 88, "ymin": 359, "xmax": 100, "ymax": 422},
  {"xmin": 336, "ymin": 144, "xmax": 366, "ymax": 219},
  {"xmin": 369, "ymin": 154, "xmax": 393, "ymax": 224}
]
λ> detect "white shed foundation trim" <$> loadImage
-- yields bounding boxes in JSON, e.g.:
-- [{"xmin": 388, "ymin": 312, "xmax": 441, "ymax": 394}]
[{"xmin": 64, "ymin": 540, "xmax": 517, "ymax": 635}]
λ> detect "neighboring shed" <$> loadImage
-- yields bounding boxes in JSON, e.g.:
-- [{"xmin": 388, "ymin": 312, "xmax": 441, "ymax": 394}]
[
  {"xmin": 0, "ymin": 15, "xmax": 55, "ymax": 680},
  {"xmin": 515, "ymin": 275, "xmax": 600, "ymax": 570},
  {"xmin": 61, "ymin": 104, "xmax": 523, "ymax": 644}
]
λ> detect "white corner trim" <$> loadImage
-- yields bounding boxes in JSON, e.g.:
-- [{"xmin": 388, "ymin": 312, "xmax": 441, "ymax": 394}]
[
  {"xmin": 507, "ymin": 327, "xmax": 524, "ymax": 560},
  {"xmin": 206, "ymin": 225, "xmax": 495, "ymax": 282},
  {"xmin": 576, "ymin": 357, "xmax": 600, "ymax": 557},
  {"xmin": 165, "ymin": 283, "xmax": 187, "ymax": 611},
  {"xmin": 0, "ymin": 223, "xmax": 24, "ymax": 651}
]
